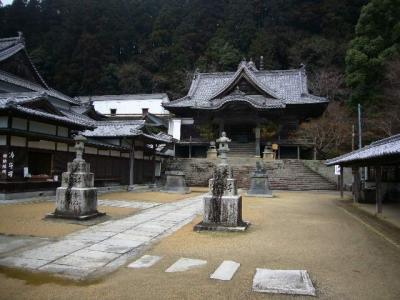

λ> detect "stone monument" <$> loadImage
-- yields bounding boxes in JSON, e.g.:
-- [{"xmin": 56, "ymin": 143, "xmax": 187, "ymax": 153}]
[
  {"xmin": 194, "ymin": 132, "xmax": 249, "ymax": 232},
  {"xmin": 262, "ymin": 143, "xmax": 274, "ymax": 161},
  {"xmin": 247, "ymin": 161, "xmax": 273, "ymax": 197},
  {"xmin": 206, "ymin": 141, "xmax": 218, "ymax": 159},
  {"xmin": 47, "ymin": 135, "xmax": 104, "ymax": 220},
  {"xmin": 161, "ymin": 170, "xmax": 191, "ymax": 194}
]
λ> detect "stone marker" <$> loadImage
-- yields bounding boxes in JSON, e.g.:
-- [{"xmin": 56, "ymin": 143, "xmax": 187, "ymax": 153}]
[
  {"xmin": 194, "ymin": 132, "xmax": 250, "ymax": 232},
  {"xmin": 207, "ymin": 141, "xmax": 218, "ymax": 159},
  {"xmin": 246, "ymin": 161, "xmax": 273, "ymax": 197},
  {"xmin": 47, "ymin": 135, "xmax": 104, "ymax": 220},
  {"xmin": 252, "ymin": 268, "xmax": 316, "ymax": 296},
  {"xmin": 210, "ymin": 260, "xmax": 240, "ymax": 281},
  {"xmin": 161, "ymin": 170, "xmax": 191, "ymax": 194},
  {"xmin": 165, "ymin": 257, "xmax": 207, "ymax": 272},
  {"xmin": 128, "ymin": 255, "xmax": 162, "ymax": 269}
]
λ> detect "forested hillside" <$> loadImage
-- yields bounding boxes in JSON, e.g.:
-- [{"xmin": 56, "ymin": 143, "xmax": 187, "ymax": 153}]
[{"xmin": 0, "ymin": 0, "xmax": 367, "ymax": 98}]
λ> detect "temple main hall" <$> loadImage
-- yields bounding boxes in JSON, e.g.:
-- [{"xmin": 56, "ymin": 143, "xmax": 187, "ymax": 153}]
[{"xmin": 164, "ymin": 59, "xmax": 329, "ymax": 159}]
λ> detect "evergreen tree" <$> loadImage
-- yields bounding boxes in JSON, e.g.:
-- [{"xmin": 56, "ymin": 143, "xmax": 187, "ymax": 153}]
[{"xmin": 345, "ymin": 0, "xmax": 400, "ymax": 107}]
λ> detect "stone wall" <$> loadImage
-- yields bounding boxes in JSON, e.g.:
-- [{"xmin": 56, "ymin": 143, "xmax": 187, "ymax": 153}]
[
  {"xmin": 166, "ymin": 158, "xmax": 337, "ymax": 190},
  {"xmin": 302, "ymin": 160, "xmax": 352, "ymax": 189}
]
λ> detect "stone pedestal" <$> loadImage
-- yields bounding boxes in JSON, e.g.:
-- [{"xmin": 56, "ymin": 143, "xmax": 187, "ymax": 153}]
[
  {"xmin": 47, "ymin": 136, "xmax": 104, "ymax": 220},
  {"xmin": 161, "ymin": 171, "xmax": 190, "ymax": 194},
  {"xmin": 207, "ymin": 149, "xmax": 218, "ymax": 159},
  {"xmin": 194, "ymin": 132, "xmax": 249, "ymax": 232},
  {"xmin": 247, "ymin": 162, "xmax": 273, "ymax": 197},
  {"xmin": 207, "ymin": 141, "xmax": 218, "ymax": 159},
  {"xmin": 262, "ymin": 146, "xmax": 274, "ymax": 161}
]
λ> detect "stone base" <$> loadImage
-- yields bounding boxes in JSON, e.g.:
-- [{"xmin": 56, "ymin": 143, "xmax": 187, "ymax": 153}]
[
  {"xmin": 160, "ymin": 187, "xmax": 191, "ymax": 194},
  {"xmin": 45, "ymin": 211, "xmax": 105, "ymax": 221},
  {"xmin": 246, "ymin": 193, "xmax": 273, "ymax": 198},
  {"xmin": 194, "ymin": 221, "xmax": 250, "ymax": 232},
  {"xmin": 207, "ymin": 149, "xmax": 218, "ymax": 159}
]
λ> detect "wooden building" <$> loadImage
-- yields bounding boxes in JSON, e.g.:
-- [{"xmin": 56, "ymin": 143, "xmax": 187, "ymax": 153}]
[
  {"xmin": 0, "ymin": 34, "xmax": 172, "ymax": 199},
  {"xmin": 164, "ymin": 59, "xmax": 328, "ymax": 158},
  {"xmin": 326, "ymin": 134, "xmax": 400, "ymax": 214}
]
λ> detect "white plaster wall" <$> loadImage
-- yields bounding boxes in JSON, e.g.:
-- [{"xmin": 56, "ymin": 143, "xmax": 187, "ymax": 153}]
[
  {"xmin": 85, "ymin": 146, "xmax": 98, "ymax": 154},
  {"xmin": 58, "ymin": 126, "xmax": 68, "ymax": 137},
  {"xmin": 30, "ymin": 121, "xmax": 56, "ymax": 135},
  {"xmin": 110, "ymin": 150, "xmax": 120, "ymax": 157},
  {"xmin": 11, "ymin": 136, "xmax": 26, "ymax": 147},
  {"xmin": 93, "ymin": 99, "xmax": 169, "ymax": 115},
  {"xmin": 121, "ymin": 153, "xmax": 130, "ymax": 158},
  {"xmin": 0, "ymin": 116, "xmax": 8, "ymax": 128},
  {"xmin": 99, "ymin": 150, "xmax": 110, "ymax": 156},
  {"xmin": 0, "ymin": 135, "xmax": 7, "ymax": 145},
  {"xmin": 28, "ymin": 140, "xmax": 56, "ymax": 150},
  {"xmin": 12, "ymin": 118, "xmax": 27, "ymax": 130},
  {"xmin": 57, "ymin": 143, "xmax": 68, "ymax": 151}
]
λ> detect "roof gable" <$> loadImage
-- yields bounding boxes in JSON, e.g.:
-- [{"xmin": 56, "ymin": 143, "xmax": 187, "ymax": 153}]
[{"xmin": 209, "ymin": 61, "xmax": 280, "ymax": 100}]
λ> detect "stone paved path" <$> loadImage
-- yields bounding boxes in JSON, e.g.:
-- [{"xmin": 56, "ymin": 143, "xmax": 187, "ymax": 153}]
[
  {"xmin": 98, "ymin": 199, "xmax": 160, "ymax": 209},
  {"xmin": 0, "ymin": 194, "xmax": 203, "ymax": 280}
]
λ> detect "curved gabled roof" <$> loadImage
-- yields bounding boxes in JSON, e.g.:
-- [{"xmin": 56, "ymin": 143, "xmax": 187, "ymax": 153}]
[
  {"xmin": 164, "ymin": 61, "xmax": 328, "ymax": 110},
  {"xmin": 325, "ymin": 134, "xmax": 400, "ymax": 166}
]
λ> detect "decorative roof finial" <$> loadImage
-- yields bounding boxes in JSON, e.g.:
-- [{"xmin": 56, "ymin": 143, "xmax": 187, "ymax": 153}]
[{"xmin": 260, "ymin": 56, "xmax": 264, "ymax": 71}]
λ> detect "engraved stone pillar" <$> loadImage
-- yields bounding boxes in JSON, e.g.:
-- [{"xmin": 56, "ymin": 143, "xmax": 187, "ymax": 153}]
[
  {"xmin": 247, "ymin": 161, "xmax": 273, "ymax": 197},
  {"xmin": 194, "ymin": 132, "xmax": 249, "ymax": 232},
  {"xmin": 47, "ymin": 135, "xmax": 104, "ymax": 220}
]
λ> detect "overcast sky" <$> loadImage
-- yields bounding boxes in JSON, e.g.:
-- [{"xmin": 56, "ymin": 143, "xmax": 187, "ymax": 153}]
[{"xmin": 2, "ymin": 0, "xmax": 13, "ymax": 6}]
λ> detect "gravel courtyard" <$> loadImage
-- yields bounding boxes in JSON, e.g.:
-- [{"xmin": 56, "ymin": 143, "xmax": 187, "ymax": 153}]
[{"xmin": 0, "ymin": 191, "xmax": 399, "ymax": 300}]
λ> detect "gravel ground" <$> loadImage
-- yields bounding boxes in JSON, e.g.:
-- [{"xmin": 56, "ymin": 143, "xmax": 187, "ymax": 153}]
[
  {"xmin": 0, "ymin": 191, "xmax": 400, "ymax": 299},
  {"xmin": 0, "ymin": 202, "xmax": 138, "ymax": 238}
]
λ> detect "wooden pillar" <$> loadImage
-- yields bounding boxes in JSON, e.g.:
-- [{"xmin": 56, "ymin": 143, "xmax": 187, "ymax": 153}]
[
  {"xmin": 376, "ymin": 165, "xmax": 382, "ymax": 214},
  {"xmin": 340, "ymin": 165, "xmax": 344, "ymax": 199},
  {"xmin": 313, "ymin": 138, "xmax": 317, "ymax": 160},
  {"xmin": 352, "ymin": 166, "xmax": 361, "ymax": 202},
  {"xmin": 129, "ymin": 139, "xmax": 135, "ymax": 187},
  {"xmin": 189, "ymin": 136, "xmax": 192, "ymax": 158},
  {"xmin": 219, "ymin": 120, "xmax": 225, "ymax": 136},
  {"xmin": 255, "ymin": 126, "xmax": 261, "ymax": 157},
  {"xmin": 297, "ymin": 146, "xmax": 300, "ymax": 160},
  {"xmin": 152, "ymin": 144, "xmax": 156, "ymax": 183}
]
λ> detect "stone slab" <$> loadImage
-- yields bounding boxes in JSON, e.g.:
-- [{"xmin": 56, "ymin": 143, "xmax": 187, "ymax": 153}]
[
  {"xmin": 0, "ymin": 235, "xmax": 49, "ymax": 255},
  {"xmin": 0, "ymin": 256, "xmax": 50, "ymax": 269},
  {"xmin": 87, "ymin": 238, "xmax": 144, "ymax": 254},
  {"xmin": 245, "ymin": 193, "xmax": 273, "ymax": 198},
  {"xmin": 210, "ymin": 260, "xmax": 240, "ymax": 281},
  {"xmin": 252, "ymin": 268, "xmax": 316, "ymax": 296},
  {"xmin": 53, "ymin": 249, "xmax": 120, "ymax": 269},
  {"xmin": 127, "ymin": 255, "xmax": 162, "ymax": 269},
  {"xmin": 194, "ymin": 221, "xmax": 250, "ymax": 232},
  {"xmin": 165, "ymin": 258, "xmax": 207, "ymax": 273}
]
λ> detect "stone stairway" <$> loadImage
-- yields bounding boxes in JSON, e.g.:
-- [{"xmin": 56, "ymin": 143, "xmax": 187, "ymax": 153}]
[
  {"xmin": 264, "ymin": 160, "xmax": 337, "ymax": 190},
  {"xmin": 168, "ymin": 158, "xmax": 337, "ymax": 191},
  {"xmin": 229, "ymin": 142, "xmax": 256, "ymax": 157}
]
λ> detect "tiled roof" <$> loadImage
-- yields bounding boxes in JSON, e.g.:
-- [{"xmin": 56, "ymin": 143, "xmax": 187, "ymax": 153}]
[
  {"xmin": 165, "ymin": 61, "xmax": 328, "ymax": 109},
  {"xmin": 81, "ymin": 120, "xmax": 174, "ymax": 144},
  {"xmin": 0, "ymin": 92, "xmax": 94, "ymax": 128},
  {"xmin": 0, "ymin": 36, "xmax": 25, "ymax": 62},
  {"xmin": 325, "ymin": 134, "xmax": 400, "ymax": 166},
  {"xmin": 81, "ymin": 120, "xmax": 146, "ymax": 137},
  {"xmin": 77, "ymin": 93, "xmax": 169, "ymax": 103},
  {"xmin": 0, "ymin": 70, "xmax": 78, "ymax": 104}
]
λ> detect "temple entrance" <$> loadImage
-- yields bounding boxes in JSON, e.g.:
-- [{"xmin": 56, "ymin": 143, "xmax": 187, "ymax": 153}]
[{"xmin": 224, "ymin": 124, "xmax": 255, "ymax": 143}]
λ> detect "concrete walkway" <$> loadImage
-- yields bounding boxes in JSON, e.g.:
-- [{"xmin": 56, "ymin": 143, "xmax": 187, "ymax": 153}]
[{"xmin": 0, "ymin": 194, "xmax": 203, "ymax": 280}]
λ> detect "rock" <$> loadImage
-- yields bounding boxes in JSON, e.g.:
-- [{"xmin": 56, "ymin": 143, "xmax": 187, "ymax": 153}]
[
  {"xmin": 128, "ymin": 255, "xmax": 162, "ymax": 269},
  {"xmin": 252, "ymin": 268, "xmax": 316, "ymax": 296},
  {"xmin": 165, "ymin": 257, "xmax": 207, "ymax": 272},
  {"xmin": 210, "ymin": 260, "xmax": 240, "ymax": 281}
]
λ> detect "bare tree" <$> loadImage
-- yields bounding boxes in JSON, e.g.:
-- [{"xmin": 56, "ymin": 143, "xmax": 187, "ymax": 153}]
[
  {"xmin": 308, "ymin": 68, "xmax": 348, "ymax": 101},
  {"xmin": 294, "ymin": 102, "xmax": 354, "ymax": 158}
]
